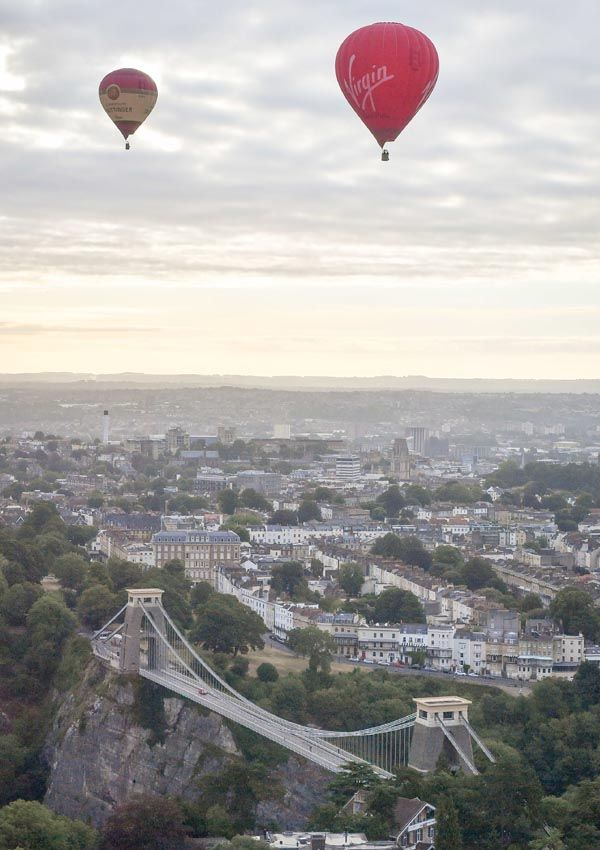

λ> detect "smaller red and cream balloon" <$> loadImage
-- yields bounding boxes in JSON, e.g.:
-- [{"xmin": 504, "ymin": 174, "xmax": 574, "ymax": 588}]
[
  {"xmin": 99, "ymin": 68, "xmax": 158, "ymax": 149},
  {"xmin": 335, "ymin": 22, "xmax": 439, "ymax": 160}
]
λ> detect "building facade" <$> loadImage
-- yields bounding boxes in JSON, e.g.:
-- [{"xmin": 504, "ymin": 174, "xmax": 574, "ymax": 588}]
[{"xmin": 152, "ymin": 529, "xmax": 240, "ymax": 582}]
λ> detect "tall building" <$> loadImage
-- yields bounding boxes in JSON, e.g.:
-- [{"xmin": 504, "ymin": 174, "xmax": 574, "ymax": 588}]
[
  {"xmin": 166, "ymin": 427, "xmax": 190, "ymax": 454},
  {"xmin": 273, "ymin": 423, "xmax": 291, "ymax": 439},
  {"xmin": 335, "ymin": 455, "xmax": 361, "ymax": 482},
  {"xmin": 235, "ymin": 470, "xmax": 282, "ymax": 495},
  {"xmin": 217, "ymin": 426, "xmax": 236, "ymax": 444},
  {"xmin": 407, "ymin": 427, "xmax": 430, "ymax": 455},
  {"xmin": 102, "ymin": 410, "xmax": 110, "ymax": 445},
  {"xmin": 391, "ymin": 438, "xmax": 411, "ymax": 480},
  {"xmin": 152, "ymin": 529, "xmax": 241, "ymax": 584}
]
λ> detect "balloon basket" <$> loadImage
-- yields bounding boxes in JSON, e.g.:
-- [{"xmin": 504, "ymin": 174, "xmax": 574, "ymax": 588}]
[
  {"xmin": 381, "ymin": 149, "xmax": 390, "ymax": 162},
  {"xmin": 125, "ymin": 142, "xmax": 130, "ymax": 150}
]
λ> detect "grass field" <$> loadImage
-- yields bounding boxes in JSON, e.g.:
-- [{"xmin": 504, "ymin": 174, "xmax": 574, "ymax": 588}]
[{"xmin": 245, "ymin": 643, "xmax": 351, "ymax": 676}]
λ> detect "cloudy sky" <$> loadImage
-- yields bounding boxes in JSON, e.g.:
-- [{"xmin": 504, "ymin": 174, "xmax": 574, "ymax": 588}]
[{"xmin": 1, "ymin": 1, "xmax": 599, "ymax": 378}]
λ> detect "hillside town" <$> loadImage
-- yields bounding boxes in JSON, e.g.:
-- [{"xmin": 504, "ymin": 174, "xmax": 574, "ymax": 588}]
[{"xmin": 3, "ymin": 412, "xmax": 600, "ymax": 689}]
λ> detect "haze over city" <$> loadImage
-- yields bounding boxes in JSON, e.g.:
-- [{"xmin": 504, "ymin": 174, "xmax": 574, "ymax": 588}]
[{"xmin": 1, "ymin": 0, "xmax": 599, "ymax": 377}]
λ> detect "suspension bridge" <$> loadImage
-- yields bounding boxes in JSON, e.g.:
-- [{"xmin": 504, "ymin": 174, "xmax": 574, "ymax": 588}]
[{"xmin": 91, "ymin": 589, "xmax": 495, "ymax": 778}]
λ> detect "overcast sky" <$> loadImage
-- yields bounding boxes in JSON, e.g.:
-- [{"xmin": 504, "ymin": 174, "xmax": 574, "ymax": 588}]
[{"xmin": 1, "ymin": 1, "xmax": 599, "ymax": 378}]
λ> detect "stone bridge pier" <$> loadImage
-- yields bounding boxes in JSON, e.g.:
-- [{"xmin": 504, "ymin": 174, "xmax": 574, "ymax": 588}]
[{"xmin": 119, "ymin": 588, "xmax": 166, "ymax": 674}]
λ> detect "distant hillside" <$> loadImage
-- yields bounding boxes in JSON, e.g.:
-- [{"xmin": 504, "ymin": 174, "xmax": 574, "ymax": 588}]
[{"xmin": 0, "ymin": 373, "xmax": 599, "ymax": 394}]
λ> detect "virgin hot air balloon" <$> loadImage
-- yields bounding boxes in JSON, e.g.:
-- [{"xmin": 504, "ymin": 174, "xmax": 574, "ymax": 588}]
[
  {"xmin": 335, "ymin": 22, "xmax": 439, "ymax": 160},
  {"xmin": 99, "ymin": 68, "xmax": 158, "ymax": 149}
]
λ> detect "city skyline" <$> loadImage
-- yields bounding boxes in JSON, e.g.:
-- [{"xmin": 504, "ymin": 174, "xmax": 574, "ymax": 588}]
[{"xmin": 1, "ymin": 1, "xmax": 599, "ymax": 377}]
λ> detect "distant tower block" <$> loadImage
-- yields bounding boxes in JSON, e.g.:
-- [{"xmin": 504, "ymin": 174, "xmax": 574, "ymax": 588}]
[
  {"xmin": 391, "ymin": 438, "xmax": 411, "ymax": 480},
  {"xmin": 273, "ymin": 423, "xmax": 291, "ymax": 439},
  {"xmin": 408, "ymin": 697, "xmax": 478, "ymax": 775},
  {"xmin": 407, "ymin": 427, "xmax": 429, "ymax": 456},
  {"xmin": 102, "ymin": 409, "xmax": 110, "ymax": 445}
]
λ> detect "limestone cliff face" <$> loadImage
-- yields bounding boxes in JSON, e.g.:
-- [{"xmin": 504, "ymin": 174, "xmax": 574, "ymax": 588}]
[{"xmin": 44, "ymin": 661, "xmax": 329, "ymax": 829}]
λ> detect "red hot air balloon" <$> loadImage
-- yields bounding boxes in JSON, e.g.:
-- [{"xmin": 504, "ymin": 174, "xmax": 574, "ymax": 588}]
[
  {"xmin": 335, "ymin": 22, "xmax": 439, "ymax": 160},
  {"xmin": 99, "ymin": 68, "xmax": 158, "ymax": 149}
]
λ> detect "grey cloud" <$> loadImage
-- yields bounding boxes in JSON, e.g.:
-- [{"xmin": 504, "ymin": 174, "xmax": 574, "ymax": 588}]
[
  {"xmin": 0, "ymin": 1, "xmax": 599, "ymax": 292},
  {"xmin": 0, "ymin": 323, "xmax": 156, "ymax": 335}
]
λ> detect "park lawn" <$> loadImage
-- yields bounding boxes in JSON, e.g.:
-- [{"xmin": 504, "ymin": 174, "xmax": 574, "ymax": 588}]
[{"xmin": 246, "ymin": 643, "xmax": 350, "ymax": 676}]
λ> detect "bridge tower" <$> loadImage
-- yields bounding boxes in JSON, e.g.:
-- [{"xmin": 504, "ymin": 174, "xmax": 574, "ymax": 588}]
[
  {"xmin": 120, "ymin": 589, "xmax": 166, "ymax": 674},
  {"xmin": 408, "ymin": 696, "xmax": 477, "ymax": 775}
]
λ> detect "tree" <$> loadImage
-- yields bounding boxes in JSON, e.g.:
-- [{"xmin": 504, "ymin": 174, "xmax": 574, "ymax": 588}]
[
  {"xmin": 191, "ymin": 594, "xmax": 265, "ymax": 655},
  {"xmin": 238, "ymin": 488, "xmax": 271, "ymax": 512},
  {"xmin": 270, "ymin": 677, "xmax": 307, "ymax": 723},
  {"xmin": 18, "ymin": 502, "xmax": 64, "ymax": 538},
  {"xmin": 0, "ymin": 582, "xmax": 42, "ymax": 626},
  {"xmin": 310, "ymin": 558, "xmax": 324, "ymax": 578},
  {"xmin": 26, "ymin": 595, "xmax": 76, "ymax": 647},
  {"xmin": 338, "ymin": 563, "xmax": 364, "ymax": 598},
  {"xmin": 528, "ymin": 828, "xmax": 565, "ymax": 850},
  {"xmin": 433, "ymin": 546, "xmax": 464, "ymax": 569},
  {"xmin": 371, "ymin": 587, "xmax": 425, "ymax": 624},
  {"xmin": 0, "ymin": 735, "xmax": 27, "ymax": 806},
  {"xmin": 573, "ymin": 661, "xmax": 600, "ymax": 708},
  {"xmin": 434, "ymin": 481, "xmax": 483, "ymax": 504},
  {"xmin": 166, "ymin": 494, "xmax": 209, "ymax": 514},
  {"xmin": 298, "ymin": 500, "xmax": 322, "ymax": 523},
  {"xmin": 271, "ymin": 561, "xmax": 308, "ymax": 599},
  {"xmin": 77, "ymin": 584, "xmax": 120, "ymax": 630},
  {"xmin": 371, "ymin": 534, "xmax": 432, "ymax": 570},
  {"xmin": 256, "ymin": 662, "xmax": 279, "ymax": 682},
  {"xmin": 268, "ymin": 509, "xmax": 298, "ymax": 526},
  {"xmin": 217, "ymin": 489, "xmax": 238, "ymax": 515},
  {"xmin": 101, "ymin": 795, "xmax": 187, "ymax": 850},
  {"xmin": 287, "ymin": 627, "xmax": 336, "ymax": 673},
  {"xmin": 65, "ymin": 525, "xmax": 97, "ymax": 546},
  {"xmin": 376, "ymin": 485, "xmax": 405, "ymax": 517},
  {"xmin": 0, "ymin": 799, "xmax": 96, "ymax": 850},
  {"xmin": 107, "ymin": 557, "xmax": 143, "ymax": 591},
  {"xmin": 436, "ymin": 796, "xmax": 462, "ymax": 850},
  {"xmin": 520, "ymin": 593, "xmax": 543, "ymax": 612},
  {"xmin": 461, "ymin": 557, "xmax": 503, "ymax": 592},
  {"xmin": 87, "ymin": 492, "xmax": 104, "ymax": 509},
  {"xmin": 550, "ymin": 587, "xmax": 600, "ymax": 641},
  {"xmin": 221, "ymin": 524, "xmax": 250, "ymax": 542},
  {"xmin": 404, "ymin": 484, "xmax": 432, "ymax": 506},
  {"xmin": 52, "ymin": 553, "xmax": 89, "ymax": 591},
  {"xmin": 205, "ymin": 805, "xmax": 235, "ymax": 839},
  {"xmin": 191, "ymin": 581, "xmax": 215, "ymax": 607},
  {"xmin": 328, "ymin": 762, "xmax": 381, "ymax": 804}
]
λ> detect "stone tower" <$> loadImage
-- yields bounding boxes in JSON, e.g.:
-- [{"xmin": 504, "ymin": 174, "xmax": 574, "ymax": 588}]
[
  {"xmin": 408, "ymin": 697, "xmax": 478, "ymax": 775},
  {"xmin": 119, "ymin": 588, "xmax": 166, "ymax": 674},
  {"xmin": 391, "ymin": 438, "xmax": 411, "ymax": 480}
]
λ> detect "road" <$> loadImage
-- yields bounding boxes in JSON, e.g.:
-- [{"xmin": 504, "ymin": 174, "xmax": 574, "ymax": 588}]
[{"xmin": 263, "ymin": 634, "xmax": 531, "ymax": 696}]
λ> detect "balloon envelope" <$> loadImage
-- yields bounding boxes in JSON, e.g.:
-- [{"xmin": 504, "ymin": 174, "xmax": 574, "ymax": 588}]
[
  {"xmin": 99, "ymin": 68, "xmax": 158, "ymax": 142},
  {"xmin": 335, "ymin": 22, "xmax": 439, "ymax": 148}
]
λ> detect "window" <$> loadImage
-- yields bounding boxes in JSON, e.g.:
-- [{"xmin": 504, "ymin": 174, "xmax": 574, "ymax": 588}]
[
  {"xmin": 419, "ymin": 709, "xmax": 428, "ymax": 719},
  {"xmin": 443, "ymin": 711, "xmax": 454, "ymax": 720}
]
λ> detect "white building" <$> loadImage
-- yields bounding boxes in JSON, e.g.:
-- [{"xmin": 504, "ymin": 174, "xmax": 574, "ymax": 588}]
[
  {"xmin": 357, "ymin": 623, "xmax": 428, "ymax": 664},
  {"xmin": 335, "ymin": 455, "xmax": 361, "ymax": 482},
  {"xmin": 250, "ymin": 525, "xmax": 312, "ymax": 545},
  {"xmin": 427, "ymin": 625, "xmax": 454, "ymax": 671},
  {"xmin": 453, "ymin": 631, "xmax": 486, "ymax": 674}
]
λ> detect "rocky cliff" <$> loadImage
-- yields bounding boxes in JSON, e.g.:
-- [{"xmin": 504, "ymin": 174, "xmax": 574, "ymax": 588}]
[{"xmin": 43, "ymin": 660, "xmax": 329, "ymax": 829}]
